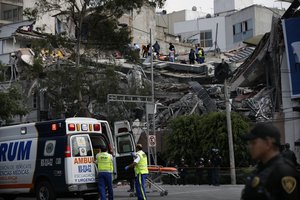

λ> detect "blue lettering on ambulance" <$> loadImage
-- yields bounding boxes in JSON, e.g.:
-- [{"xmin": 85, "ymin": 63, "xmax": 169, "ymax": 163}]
[
  {"xmin": 0, "ymin": 141, "xmax": 32, "ymax": 162},
  {"xmin": 78, "ymin": 165, "xmax": 92, "ymax": 173},
  {"xmin": 8, "ymin": 142, "xmax": 18, "ymax": 161}
]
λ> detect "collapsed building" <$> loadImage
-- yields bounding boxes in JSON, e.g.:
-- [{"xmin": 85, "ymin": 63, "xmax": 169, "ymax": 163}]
[{"xmin": 1, "ymin": 0, "xmax": 300, "ymax": 162}]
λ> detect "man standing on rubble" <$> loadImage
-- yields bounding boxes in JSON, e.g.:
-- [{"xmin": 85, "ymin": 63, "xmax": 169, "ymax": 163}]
[
  {"xmin": 153, "ymin": 41, "xmax": 160, "ymax": 57},
  {"xmin": 125, "ymin": 144, "xmax": 149, "ymax": 200}
]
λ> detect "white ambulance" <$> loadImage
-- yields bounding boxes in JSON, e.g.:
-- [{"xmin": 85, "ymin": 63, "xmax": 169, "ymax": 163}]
[{"xmin": 0, "ymin": 117, "xmax": 136, "ymax": 200}]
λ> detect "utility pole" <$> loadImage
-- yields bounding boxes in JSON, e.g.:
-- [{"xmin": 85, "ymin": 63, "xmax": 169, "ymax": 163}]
[
  {"xmin": 224, "ymin": 73, "xmax": 236, "ymax": 184},
  {"xmin": 150, "ymin": 29, "xmax": 157, "ymax": 165}
]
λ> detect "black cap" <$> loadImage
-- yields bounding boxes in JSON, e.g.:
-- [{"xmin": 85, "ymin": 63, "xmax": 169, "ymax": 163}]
[
  {"xmin": 100, "ymin": 145, "xmax": 107, "ymax": 152},
  {"xmin": 242, "ymin": 123, "xmax": 281, "ymax": 145}
]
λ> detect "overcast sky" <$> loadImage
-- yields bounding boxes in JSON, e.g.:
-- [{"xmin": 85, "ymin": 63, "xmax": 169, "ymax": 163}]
[{"xmin": 161, "ymin": 0, "xmax": 291, "ymax": 13}]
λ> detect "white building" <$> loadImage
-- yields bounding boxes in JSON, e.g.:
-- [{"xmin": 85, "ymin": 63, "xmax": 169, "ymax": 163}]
[
  {"xmin": 214, "ymin": 0, "xmax": 254, "ymax": 16},
  {"xmin": 156, "ymin": 9, "xmax": 206, "ymax": 35},
  {"xmin": 174, "ymin": 3, "xmax": 284, "ymax": 52},
  {"xmin": 0, "ymin": 0, "xmax": 23, "ymax": 25}
]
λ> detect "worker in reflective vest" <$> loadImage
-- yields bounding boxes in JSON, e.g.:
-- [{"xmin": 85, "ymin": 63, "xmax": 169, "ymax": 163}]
[
  {"xmin": 96, "ymin": 145, "xmax": 114, "ymax": 200},
  {"xmin": 198, "ymin": 48, "xmax": 205, "ymax": 64},
  {"xmin": 125, "ymin": 144, "xmax": 149, "ymax": 200}
]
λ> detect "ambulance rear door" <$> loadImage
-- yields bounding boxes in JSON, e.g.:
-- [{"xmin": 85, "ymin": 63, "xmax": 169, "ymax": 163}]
[
  {"xmin": 113, "ymin": 121, "xmax": 136, "ymax": 180},
  {"xmin": 97, "ymin": 120, "xmax": 115, "ymax": 155}
]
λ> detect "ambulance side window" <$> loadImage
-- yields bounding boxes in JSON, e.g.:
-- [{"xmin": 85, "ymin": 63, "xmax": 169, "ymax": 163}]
[
  {"xmin": 71, "ymin": 135, "xmax": 92, "ymax": 157},
  {"xmin": 117, "ymin": 135, "xmax": 133, "ymax": 153}
]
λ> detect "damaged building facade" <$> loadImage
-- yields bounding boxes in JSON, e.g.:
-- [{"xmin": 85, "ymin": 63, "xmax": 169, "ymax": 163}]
[
  {"xmin": 1, "ymin": 0, "xmax": 300, "ymax": 164},
  {"xmin": 229, "ymin": 0, "xmax": 300, "ymax": 160},
  {"xmin": 173, "ymin": 1, "xmax": 285, "ymax": 52}
]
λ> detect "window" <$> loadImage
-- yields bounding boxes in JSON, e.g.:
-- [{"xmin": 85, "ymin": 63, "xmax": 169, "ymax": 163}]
[
  {"xmin": 199, "ymin": 30, "xmax": 213, "ymax": 48},
  {"xmin": 117, "ymin": 135, "xmax": 133, "ymax": 154},
  {"xmin": 33, "ymin": 92, "xmax": 37, "ymax": 108},
  {"xmin": 233, "ymin": 23, "xmax": 242, "ymax": 35},
  {"xmin": 13, "ymin": 9, "xmax": 18, "ymax": 18},
  {"xmin": 3, "ymin": 10, "xmax": 12, "ymax": 20},
  {"xmin": 233, "ymin": 19, "xmax": 253, "ymax": 43},
  {"xmin": 71, "ymin": 135, "xmax": 92, "ymax": 157},
  {"xmin": 233, "ymin": 19, "xmax": 253, "ymax": 35}
]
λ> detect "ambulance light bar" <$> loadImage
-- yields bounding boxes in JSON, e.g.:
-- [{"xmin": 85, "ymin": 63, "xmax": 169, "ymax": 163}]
[
  {"xmin": 81, "ymin": 124, "xmax": 88, "ymax": 131},
  {"xmin": 66, "ymin": 123, "xmax": 101, "ymax": 132},
  {"xmin": 93, "ymin": 124, "xmax": 101, "ymax": 131},
  {"xmin": 68, "ymin": 123, "xmax": 76, "ymax": 131}
]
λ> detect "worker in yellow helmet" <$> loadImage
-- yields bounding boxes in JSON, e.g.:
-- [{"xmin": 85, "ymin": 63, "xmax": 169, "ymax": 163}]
[
  {"xmin": 96, "ymin": 145, "xmax": 114, "ymax": 200},
  {"xmin": 125, "ymin": 144, "xmax": 149, "ymax": 200}
]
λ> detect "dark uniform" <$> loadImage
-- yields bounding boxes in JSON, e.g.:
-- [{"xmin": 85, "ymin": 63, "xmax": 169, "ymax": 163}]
[
  {"xmin": 211, "ymin": 149, "xmax": 222, "ymax": 186},
  {"xmin": 195, "ymin": 158, "xmax": 205, "ymax": 185},
  {"xmin": 241, "ymin": 155, "xmax": 299, "ymax": 200},
  {"xmin": 241, "ymin": 123, "xmax": 300, "ymax": 200},
  {"xmin": 282, "ymin": 143, "xmax": 298, "ymax": 166},
  {"xmin": 178, "ymin": 159, "xmax": 188, "ymax": 185}
]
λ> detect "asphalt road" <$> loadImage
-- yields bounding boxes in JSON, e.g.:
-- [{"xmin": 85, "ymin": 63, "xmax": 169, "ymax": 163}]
[{"xmin": 10, "ymin": 184, "xmax": 244, "ymax": 200}]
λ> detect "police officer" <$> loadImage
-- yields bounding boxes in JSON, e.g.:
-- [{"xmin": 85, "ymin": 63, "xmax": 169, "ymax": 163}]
[
  {"xmin": 195, "ymin": 157, "xmax": 205, "ymax": 185},
  {"xmin": 96, "ymin": 145, "xmax": 114, "ymax": 200},
  {"xmin": 282, "ymin": 143, "xmax": 298, "ymax": 166},
  {"xmin": 125, "ymin": 144, "xmax": 149, "ymax": 200},
  {"xmin": 211, "ymin": 149, "xmax": 222, "ymax": 186},
  {"xmin": 241, "ymin": 123, "xmax": 299, "ymax": 200},
  {"xmin": 178, "ymin": 158, "xmax": 188, "ymax": 185}
]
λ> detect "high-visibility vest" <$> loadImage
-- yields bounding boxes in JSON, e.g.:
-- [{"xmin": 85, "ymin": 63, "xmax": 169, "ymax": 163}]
[
  {"xmin": 134, "ymin": 150, "xmax": 149, "ymax": 174},
  {"xmin": 97, "ymin": 152, "xmax": 113, "ymax": 173},
  {"xmin": 198, "ymin": 49, "xmax": 203, "ymax": 57}
]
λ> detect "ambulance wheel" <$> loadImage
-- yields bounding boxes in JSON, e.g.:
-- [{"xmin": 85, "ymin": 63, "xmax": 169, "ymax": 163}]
[
  {"xmin": 36, "ymin": 180, "xmax": 56, "ymax": 200},
  {"xmin": 1, "ymin": 194, "xmax": 16, "ymax": 200}
]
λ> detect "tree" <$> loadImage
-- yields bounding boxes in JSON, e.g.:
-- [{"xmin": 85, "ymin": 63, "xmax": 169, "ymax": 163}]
[
  {"xmin": 166, "ymin": 112, "xmax": 251, "ymax": 167},
  {"xmin": 0, "ymin": 86, "xmax": 28, "ymax": 123},
  {"xmin": 23, "ymin": 0, "xmax": 165, "ymax": 118}
]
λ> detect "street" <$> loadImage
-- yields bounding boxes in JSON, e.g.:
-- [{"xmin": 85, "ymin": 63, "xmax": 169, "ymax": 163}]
[{"xmin": 11, "ymin": 184, "xmax": 244, "ymax": 200}]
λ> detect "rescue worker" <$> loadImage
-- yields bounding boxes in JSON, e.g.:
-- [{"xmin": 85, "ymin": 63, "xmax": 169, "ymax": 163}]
[
  {"xmin": 198, "ymin": 47, "xmax": 205, "ymax": 64},
  {"xmin": 153, "ymin": 41, "xmax": 160, "ymax": 57},
  {"xmin": 189, "ymin": 49, "xmax": 196, "ymax": 64},
  {"xmin": 241, "ymin": 123, "xmax": 299, "ymax": 200},
  {"xmin": 96, "ymin": 145, "xmax": 114, "ymax": 200},
  {"xmin": 125, "ymin": 144, "xmax": 149, "ymax": 200}
]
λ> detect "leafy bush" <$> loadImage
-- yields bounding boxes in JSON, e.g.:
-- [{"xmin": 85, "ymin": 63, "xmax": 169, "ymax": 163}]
[{"xmin": 166, "ymin": 112, "xmax": 251, "ymax": 167}]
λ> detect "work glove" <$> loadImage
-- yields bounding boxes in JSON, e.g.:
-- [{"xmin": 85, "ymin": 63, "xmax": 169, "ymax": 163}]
[{"xmin": 125, "ymin": 166, "xmax": 129, "ymax": 171}]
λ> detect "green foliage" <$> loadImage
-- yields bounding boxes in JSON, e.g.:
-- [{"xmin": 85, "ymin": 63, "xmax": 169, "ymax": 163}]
[
  {"xmin": 23, "ymin": 8, "xmax": 38, "ymax": 20},
  {"xmin": 83, "ymin": 16, "xmax": 132, "ymax": 51},
  {"xmin": 20, "ymin": 0, "xmax": 165, "ymax": 120},
  {"xmin": 166, "ymin": 112, "xmax": 251, "ymax": 167},
  {"xmin": 40, "ymin": 62, "xmax": 121, "ymax": 118},
  {"xmin": 0, "ymin": 87, "xmax": 28, "ymax": 121},
  {"xmin": 0, "ymin": 62, "xmax": 6, "ymax": 82}
]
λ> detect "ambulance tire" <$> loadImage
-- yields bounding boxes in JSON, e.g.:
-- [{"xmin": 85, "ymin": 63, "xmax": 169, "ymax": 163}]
[
  {"xmin": 36, "ymin": 180, "xmax": 56, "ymax": 200},
  {"xmin": 1, "ymin": 194, "xmax": 16, "ymax": 200}
]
